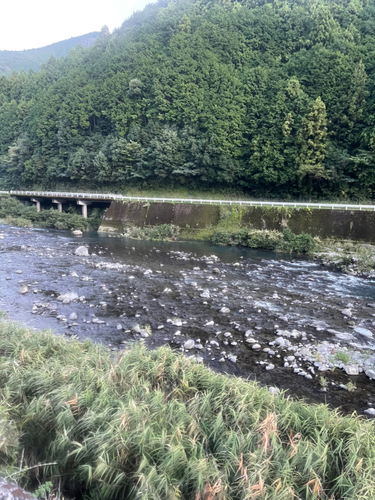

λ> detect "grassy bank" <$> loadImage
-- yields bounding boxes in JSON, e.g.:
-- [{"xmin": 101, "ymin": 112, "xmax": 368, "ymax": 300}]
[
  {"xmin": 0, "ymin": 194, "xmax": 103, "ymax": 231},
  {"xmin": 0, "ymin": 320, "xmax": 374, "ymax": 499}
]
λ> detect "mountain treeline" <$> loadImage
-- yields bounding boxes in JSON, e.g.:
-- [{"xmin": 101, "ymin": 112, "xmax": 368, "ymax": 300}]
[
  {"xmin": 1, "ymin": 0, "xmax": 375, "ymax": 199},
  {"xmin": 0, "ymin": 32, "xmax": 99, "ymax": 77}
]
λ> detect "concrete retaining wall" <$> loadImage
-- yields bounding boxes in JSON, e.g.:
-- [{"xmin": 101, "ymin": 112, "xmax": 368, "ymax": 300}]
[{"xmin": 99, "ymin": 201, "xmax": 375, "ymax": 242}]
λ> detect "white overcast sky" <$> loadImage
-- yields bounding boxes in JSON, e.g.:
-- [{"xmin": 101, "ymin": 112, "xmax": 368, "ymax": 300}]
[{"xmin": 0, "ymin": 0, "xmax": 153, "ymax": 51}]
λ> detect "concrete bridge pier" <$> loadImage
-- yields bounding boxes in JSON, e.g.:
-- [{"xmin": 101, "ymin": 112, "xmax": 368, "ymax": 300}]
[
  {"xmin": 77, "ymin": 200, "xmax": 92, "ymax": 218},
  {"xmin": 31, "ymin": 198, "xmax": 43, "ymax": 212},
  {"xmin": 52, "ymin": 199, "xmax": 66, "ymax": 212}
]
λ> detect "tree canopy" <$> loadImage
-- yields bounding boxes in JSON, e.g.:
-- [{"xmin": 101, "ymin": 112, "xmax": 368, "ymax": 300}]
[{"xmin": 1, "ymin": 0, "xmax": 375, "ymax": 199}]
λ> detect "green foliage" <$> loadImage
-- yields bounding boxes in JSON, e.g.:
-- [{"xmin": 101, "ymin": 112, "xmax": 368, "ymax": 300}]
[
  {"xmin": 0, "ymin": 194, "xmax": 103, "ymax": 231},
  {"xmin": 212, "ymin": 228, "xmax": 316, "ymax": 253},
  {"xmin": 334, "ymin": 351, "xmax": 351, "ymax": 365},
  {"xmin": 0, "ymin": 0, "xmax": 375, "ymax": 197},
  {"xmin": 0, "ymin": 321, "xmax": 375, "ymax": 499},
  {"xmin": 126, "ymin": 223, "xmax": 180, "ymax": 240}
]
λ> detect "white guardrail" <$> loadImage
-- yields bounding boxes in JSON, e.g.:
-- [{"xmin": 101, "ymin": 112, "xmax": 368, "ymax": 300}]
[{"xmin": 3, "ymin": 190, "xmax": 375, "ymax": 211}]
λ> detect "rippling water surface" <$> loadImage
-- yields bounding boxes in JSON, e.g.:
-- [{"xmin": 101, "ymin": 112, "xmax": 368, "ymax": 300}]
[{"xmin": 1, "ymin": 225, "xmax": 375, "ymax": 415}]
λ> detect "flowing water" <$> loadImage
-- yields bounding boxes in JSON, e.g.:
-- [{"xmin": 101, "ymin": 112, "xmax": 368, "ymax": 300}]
[{"xmin": 1, "ymin": 224, "xmax": 375, "ymax": 416}]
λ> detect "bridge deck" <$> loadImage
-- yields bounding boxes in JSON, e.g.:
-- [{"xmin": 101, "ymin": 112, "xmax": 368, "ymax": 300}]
[{"xmin": 2, "ymin": 190, "xmax": 375, "ymax": 211}]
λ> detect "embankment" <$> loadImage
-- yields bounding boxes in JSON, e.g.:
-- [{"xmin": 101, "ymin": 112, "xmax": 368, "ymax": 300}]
[{"xmin": 99, "ymin": 201, "xmax": 375, "ymax": 242}]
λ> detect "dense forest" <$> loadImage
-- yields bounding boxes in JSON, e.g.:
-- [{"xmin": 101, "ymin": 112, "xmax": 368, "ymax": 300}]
[
  {"xmin": 0, "ymin": 32, "xmax": 99, "ymax": 76},
  {"xmin": 1, "ymin": 0, "xmax": 375, "ymax": 199}
]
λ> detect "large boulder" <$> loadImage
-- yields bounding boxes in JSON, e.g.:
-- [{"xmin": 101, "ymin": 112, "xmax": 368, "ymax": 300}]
[{"xmin": 74, "ymin": 246, "xmax": 89, "ymax": 257}]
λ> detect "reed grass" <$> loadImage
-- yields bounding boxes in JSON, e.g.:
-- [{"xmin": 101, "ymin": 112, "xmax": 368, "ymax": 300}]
[{"xmin": 0, "ymin": 320, "xmax": 374, "ymax": 499}]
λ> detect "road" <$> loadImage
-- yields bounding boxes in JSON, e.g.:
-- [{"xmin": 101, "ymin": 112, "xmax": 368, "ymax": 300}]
[{"xmin": 2, "ymin": 189, "xmax": 375, "ymax": 211}]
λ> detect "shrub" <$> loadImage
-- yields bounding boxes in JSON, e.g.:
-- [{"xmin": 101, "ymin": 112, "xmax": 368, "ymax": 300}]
[
  {"xmin": 0, "ymin": 195, "xmax": 103, "ymax": 231},
  {"xmin": 247, "ymin": 229, "xmax": 284, "ymax": 250},
  {"xmin": 211, "ymin": 230, "xmax": 232, "ymax": 245},
  {"xmin": 212, "ymin": 228, "xmax": 316, "ymax": 254},
  {"xmin": 127, "ymin": 224, "xmax": 180, "ymax": 240}
]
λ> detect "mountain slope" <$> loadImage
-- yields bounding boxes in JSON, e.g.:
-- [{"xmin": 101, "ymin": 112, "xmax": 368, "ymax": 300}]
[
  {"xmin": 0, "ymin": 32, "xmax": 99, "ymax": 76},
  {"xmin": 0, "ymin": 0, "xmax": 375, "ymax": 199}
]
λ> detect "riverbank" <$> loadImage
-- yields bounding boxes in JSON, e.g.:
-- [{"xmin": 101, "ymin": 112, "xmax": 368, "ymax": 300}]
[
  {"xmin": 0, "ymin": 318, "xmax": 374, "ymax": 500},
  {"xmin": 0, "ymin": 194, "xmax": 102, "ymax": 231},
  {"xmin": 116, "ymin": 222, "xmax": 375, "ymax": 277},
  {"xmin": 2, "ymin": 190, "xmax": 375, "ymax": 277}
]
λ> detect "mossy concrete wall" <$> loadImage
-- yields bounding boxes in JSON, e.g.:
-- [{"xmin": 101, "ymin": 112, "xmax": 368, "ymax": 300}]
[{"xmin": 99, "ymin": 201, "xmax": 375, "ymax": 242}]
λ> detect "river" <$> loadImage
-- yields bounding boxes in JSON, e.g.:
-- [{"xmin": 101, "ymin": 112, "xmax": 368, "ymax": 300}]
[{"xmin": 1, "ymin": 224, "xmax": 375, "ymax": 416}]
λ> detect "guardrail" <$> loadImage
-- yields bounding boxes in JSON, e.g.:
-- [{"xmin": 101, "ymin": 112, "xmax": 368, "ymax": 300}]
[{"xmin": 5, "ymin": 190, "xmax": 375, "ymax": 211}]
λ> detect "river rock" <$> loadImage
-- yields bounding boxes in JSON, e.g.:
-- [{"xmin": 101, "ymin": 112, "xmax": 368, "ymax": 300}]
[
  {"xmin": 116, "ymin": 323, "xmax": 123, "ymax": 330},
  {"xmin": 220, "ymin": 307, "xmax": 230, "ymax": 314},
  {"xmin": 246, "ymin": 338, "xmax": 256, "ymax": 344},
  {"xmin": 364, "ymin": 408, "xmax": 375, "ymax": 416},
  {"xmin": 57, "ymin": 292, "xmax": 79, "ymax": 304},
  {"xmin": 69, "ymin": 312, "xmax": 78, "ymax": 321},
  {"xmin": 274, "ymin": 337, "xmax": 291, "ymax": 348},
  {"xmin": 265, "ymin": 363, "xmax": 275, "ymax": 370},
  {"xmin": 200, "ymin": 290, "xmax": 210, "ymax": 299},
  {"xmin": 184, "ymin": 339, "xmax": 195, "ymax": 350},
  {"xmin": 0, "ymin": 477, "xmax": 36, "ymax": 499},
  {"xmin": 365, "ymin": 369, "xmax": 375, "ymax": 380},
  {"xmin": 344, "ymin": 365, "xmax": 359, "ymax": 376},
  {"xmin": 74, "ymin": 246, "xmax": 89, "ymax": 257},
  {"xmin": 228, "ymin": 355, "xmax": 237, "ymax": 363},
  {"xmin": 252, "ymin": 343, "xmax": 261, "ymax": 350},
  {"xmin": 354, "ymin": 326, "xmax": 373, "ymax": 338},
  {"xmin": 332, "ymin": 331, "xmax": 355, "ymax": 341},
  {"xmin": 341, "ymin": 309, "xmax": 352, "ymax": 317},
  {"xmin": 15, "ymin": 270, "xmax": 22, "ymax": 274},
  {"xmin": 268, "ymin": 387, "xmax": 280, "ymax": 395},
  {"xmin": 72, "ymin": 230, "xmax": 83, "ymax": 236},
  {"xmin": 18, "ymin": 285, "xmax": 28, "ymax": 294}
]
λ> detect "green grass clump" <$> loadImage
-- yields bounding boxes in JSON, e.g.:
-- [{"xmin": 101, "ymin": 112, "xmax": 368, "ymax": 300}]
[
  {"xmin": 334, "ymin": 351, "xmax": 351, "ymax": 365},
  {"xmin": 0, "ymin": 194, "xmax": 103, "ymax": 231},
  {"xmin": 212, "ymin": 228, "xmax": 316, "ymax": 254},
  {"xmin": 126, "ymin": 223, "xmax": 180, "ymax": 240},
  {"xmin": 316, "ymin": 239, "xmax": 375, "ymax": 274},
  {"xmin": 0, "ymin": 320, "xmax": 374, "ymax": 499}
]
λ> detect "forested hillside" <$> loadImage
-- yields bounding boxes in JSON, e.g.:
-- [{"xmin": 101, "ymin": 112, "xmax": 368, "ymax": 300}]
[
  {"xmin": 0, "ymin": 32, "xmax": 99, "ymax": 76},
  {"xmin": 1, "ymin": 0, "xmax": 375, "ymax": 199}
]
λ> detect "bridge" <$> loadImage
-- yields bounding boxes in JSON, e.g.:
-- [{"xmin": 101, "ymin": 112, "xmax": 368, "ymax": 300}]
[{"xmin": 1, "ymin": 190, "xmax": 375, "ymax": 218}]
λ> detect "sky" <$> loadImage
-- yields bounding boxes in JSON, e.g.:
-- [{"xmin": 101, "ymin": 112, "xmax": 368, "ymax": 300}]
[{"xmin": 0, "ymin": 0, "xmax": 152, "ymax": 51}]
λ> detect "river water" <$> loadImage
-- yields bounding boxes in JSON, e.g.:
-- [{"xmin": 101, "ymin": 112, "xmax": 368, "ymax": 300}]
[{"xmin": 1, "ymin": 224, "xmax": 375, "ymax": 416}]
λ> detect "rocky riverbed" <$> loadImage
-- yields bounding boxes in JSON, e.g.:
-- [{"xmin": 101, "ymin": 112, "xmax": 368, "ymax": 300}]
[{"xmin": 0, "ymin": 224, "xmax": 375, "ymax": 416}]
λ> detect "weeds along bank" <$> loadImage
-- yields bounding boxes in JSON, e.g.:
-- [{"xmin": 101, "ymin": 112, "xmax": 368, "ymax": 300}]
[
  {"xmin": 100, "ymin": 201, "xmax": 375, "ymax": 275},
  {"xmin": 0, "ymin": 194, "xmax": 103, "ymax": 231},
  {"xmin": 100, "ymin": 201, "xmax": 375, "ymax": 242},
  {"xmin": 0, "ymin": 319, "xmax": 375, "ymax": 500}
]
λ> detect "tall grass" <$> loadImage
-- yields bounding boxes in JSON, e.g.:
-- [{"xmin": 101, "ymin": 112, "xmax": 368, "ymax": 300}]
[{"xmin": 0, "ymin": 320, "xmax": 374, "ymax": 499}]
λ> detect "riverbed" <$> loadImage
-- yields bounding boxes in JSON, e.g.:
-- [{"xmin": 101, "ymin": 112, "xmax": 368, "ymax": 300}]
[{"xmin": 0, "ymin": 224, "xmax": 375, "ymax": 415}]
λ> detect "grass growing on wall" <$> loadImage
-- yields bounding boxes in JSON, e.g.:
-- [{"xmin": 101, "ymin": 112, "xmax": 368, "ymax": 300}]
[{"xmin": 0, "ymin": 319, "xmax": 375, "ymax": 499}]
